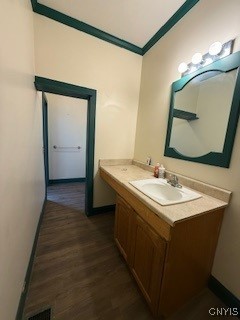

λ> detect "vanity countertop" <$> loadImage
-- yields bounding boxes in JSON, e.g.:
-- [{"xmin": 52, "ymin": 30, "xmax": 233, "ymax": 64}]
[{"xmin": 99, "ymin": 160, "xmax": 231, "ymax": 226}]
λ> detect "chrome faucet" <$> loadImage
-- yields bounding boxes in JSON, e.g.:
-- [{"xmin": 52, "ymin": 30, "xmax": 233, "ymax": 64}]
[{"xmin": 167, "ymin": 174, "xmax": 182, "ymax": 188}]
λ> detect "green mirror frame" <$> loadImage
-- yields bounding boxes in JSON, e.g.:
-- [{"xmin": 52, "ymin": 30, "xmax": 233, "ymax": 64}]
[{"xmin": 164, "ymin": 51, "xmax": 240, "ymax": 168}]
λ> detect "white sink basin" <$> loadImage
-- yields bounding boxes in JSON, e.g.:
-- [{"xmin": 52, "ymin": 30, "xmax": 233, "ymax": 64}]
[{"xmin": 129, "ymin": 178, "xmax": 202, "ymax": 206}]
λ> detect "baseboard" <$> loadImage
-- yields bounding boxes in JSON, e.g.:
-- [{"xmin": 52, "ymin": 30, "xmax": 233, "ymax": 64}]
[
  {"xmin": 90, "ymin": 204, "xmax": 116, "ymax": 216},
  {"xmin": 49, "ymin": 178, "xmax": 86, "ymax": 184},
  {"xmin": 209, "ymin": 275, "xmax": 240, "ymax": 318},
  {"xmin": 16, "ymin": 197, "xmax": 47, "ymax": 320}
]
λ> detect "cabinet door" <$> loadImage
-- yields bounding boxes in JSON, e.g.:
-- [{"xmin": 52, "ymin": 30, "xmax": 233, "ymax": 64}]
[
  {"xmin": 130, "ymin": 214, "xmax": 166, "ymax": 315},
  {"xmin": 114, "ymin": 196, "xmax": 133, "ymax": 263}
]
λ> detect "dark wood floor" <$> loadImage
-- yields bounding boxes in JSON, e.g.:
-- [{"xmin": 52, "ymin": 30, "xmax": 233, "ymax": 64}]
[{"xmin": 24, "ymin": 183, "xmax": 233, "ymax": 320}]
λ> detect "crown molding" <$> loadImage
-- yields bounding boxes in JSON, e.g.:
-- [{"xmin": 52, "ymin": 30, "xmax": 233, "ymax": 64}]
[
  {"xmin": 31, "ymin": 0, "xmax": 200, "ymax": 55},
  {"xmin": 31, "ymin": 0, "xmax": 143, "ymax": 55}
]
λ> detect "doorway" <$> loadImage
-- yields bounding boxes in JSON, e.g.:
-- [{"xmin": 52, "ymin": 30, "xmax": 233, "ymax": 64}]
[
  {"xmin": 45, "ymin": 93, "xmax": 87, "ymax": 184},
  {"xmin": 37, "ymin": 76, "xmax": 96, "ymax": 216}
]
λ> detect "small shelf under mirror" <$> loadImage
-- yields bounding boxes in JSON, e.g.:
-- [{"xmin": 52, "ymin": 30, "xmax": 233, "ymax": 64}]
[{"xmin": 173, "ymin": 109, "xmax": 199, "ymax": 121}]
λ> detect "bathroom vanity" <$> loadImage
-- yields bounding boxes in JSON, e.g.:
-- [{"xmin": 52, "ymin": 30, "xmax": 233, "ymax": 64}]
[{"xmin": 99, "ymin": 160, "xmax": 231, "ymax": 318}]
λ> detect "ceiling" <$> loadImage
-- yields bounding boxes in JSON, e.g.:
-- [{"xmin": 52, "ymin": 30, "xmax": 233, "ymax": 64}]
[{"xmin": 38, "ymin": 0, "xmax": 186, "ymax": 47}]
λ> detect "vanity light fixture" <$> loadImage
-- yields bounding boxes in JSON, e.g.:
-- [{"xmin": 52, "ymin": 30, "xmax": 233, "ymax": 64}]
[
  {"xmin": 203, "ymin": 57, "xmax": 213, "ymax": 66},
  {"xmin": 209, "ymin": 41, "xmax": 223, "ymax": 55},
  {"xmin": 191, "ymin": 52, "xmax": 202, "ymax": 64},
  {"xmin": 222, "ymin": 45, "xmax": 232, "ymax": 58},
  {"xmin": 178, "ymin": 62, "xmax": 188, "ymax": 73},
  {"xmin": 178, "ymin": 39, "xmax": 234, "ymax": 77},
  {"xmin": 189, "ymin": 66, "xmax": 197, "ymax": 73}
]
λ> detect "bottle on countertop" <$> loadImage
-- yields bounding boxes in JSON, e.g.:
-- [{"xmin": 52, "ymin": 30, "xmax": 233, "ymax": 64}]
[
  {"xmin": 158, "ymin": 164, "xmax": 166, "ymax": 179},
  {"xmin": 154, "ymin": 163, "xmax": 160, "ymax": 178}
]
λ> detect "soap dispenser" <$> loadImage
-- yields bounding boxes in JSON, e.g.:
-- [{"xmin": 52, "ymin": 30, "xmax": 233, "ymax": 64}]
[{"xmin": 158, "ymin": 164, "xmax": 165, "ymax": 179}]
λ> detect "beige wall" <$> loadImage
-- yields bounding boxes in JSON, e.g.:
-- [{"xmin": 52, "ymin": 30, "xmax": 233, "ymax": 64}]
[
  {"xmin": 0, "ymin": 1, "xmax": 45, "ymax": 319},
  {"xmin": 134, "ymin": 0, "xmax": 240, "ymax": 298},
  {"xmin": 33, "ymin": 14, "xmax": 142, "ymax": 207}
]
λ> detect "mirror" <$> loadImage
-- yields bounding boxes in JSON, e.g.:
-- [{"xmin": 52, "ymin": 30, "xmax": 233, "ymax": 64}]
[
  {"xmin": 171, "ymin": 69, "xmax": 237, "ymax": 157},
  {"xmin": 164, "ymin": 52, "xmax": 240, "ymax": 167}
]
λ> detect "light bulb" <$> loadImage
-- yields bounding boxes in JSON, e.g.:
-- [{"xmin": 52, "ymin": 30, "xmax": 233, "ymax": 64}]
[
  {"xmin": 209, "ymin": 41, "xmax": 223, "ymax": 55},
  {"xmin": 192, "ymin": 53, "xmax": 203, "ymax": 64},
  {"xmin": 178, "ymin": 62, "xmax": 188, "ymax": 73}
]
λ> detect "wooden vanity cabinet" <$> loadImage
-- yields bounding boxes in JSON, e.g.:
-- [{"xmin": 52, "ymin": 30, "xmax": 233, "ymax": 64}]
[
  {"xmin": 100, "ymin": 163, "xmax": 226, "ymax": 317},
  {"xmin": 114, "ymin": 194, "xmax": 224, "ymax": 318},
  {"xmin": 130, "ymin": 213, "xmax": 166, "ymax": 315},
  {"xmin": 114, "ymin": 196, "xmax": 133, "ymax": 263},
  {"xmin": 115, "ymin": 195, "xmax": 167, "ymax": 316}
]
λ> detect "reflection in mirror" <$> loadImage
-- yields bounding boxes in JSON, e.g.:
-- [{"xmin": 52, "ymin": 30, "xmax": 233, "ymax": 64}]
[{"xmin": 169, "ymin": 69, "xmax": 238, "ymax": 157}]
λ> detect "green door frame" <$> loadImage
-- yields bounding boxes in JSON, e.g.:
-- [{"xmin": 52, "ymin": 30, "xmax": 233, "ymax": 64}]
[
  {"xmin": 35, "ymin": 76, "xmax": 96, "ymax": 216},
  {"xmin": 42, "ymin": 92, "xmax": 49, "ymax": 195}
]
